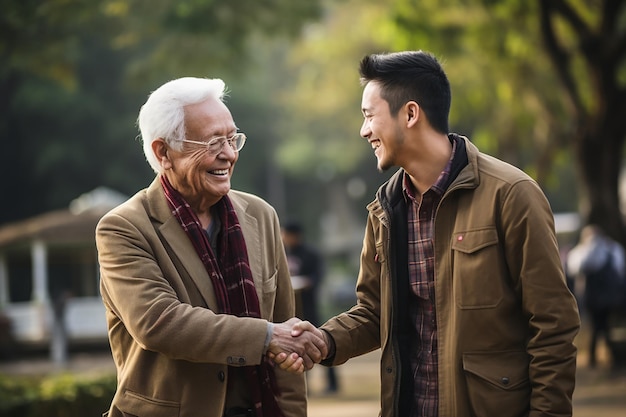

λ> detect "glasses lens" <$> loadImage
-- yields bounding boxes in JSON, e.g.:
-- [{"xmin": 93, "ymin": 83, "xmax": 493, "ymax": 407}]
[
  {"xmin": 207, "ymin": 138, "xmax": 225, "ymax": 154},
  {"xmin": 232, "ymin": 133, "xmax": 246, "ymax": 151},
  {"xmin": 203, "ymin": 134, "xmax": 246, "ymax": 155}
]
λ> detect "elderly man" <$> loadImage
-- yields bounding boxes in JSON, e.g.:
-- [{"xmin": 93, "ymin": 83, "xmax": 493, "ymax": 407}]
[{"xmin": 96, "ymin": 77, "xmax": 325, "ymax": 417}]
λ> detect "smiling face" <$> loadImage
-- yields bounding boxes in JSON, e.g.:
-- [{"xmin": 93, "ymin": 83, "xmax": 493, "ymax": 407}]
[
  {"xmin": 360, "ymin": 81, "xmax": 405, "ymax": 172},
  {"xmin": 162, "ymin": 97, "xmax": 239, "ymax": 212}
]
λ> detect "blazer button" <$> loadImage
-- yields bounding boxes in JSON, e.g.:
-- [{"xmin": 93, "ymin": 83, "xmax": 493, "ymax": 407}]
[
  {"xmin": 386, "ymin": 367, "xmax": 393, "ymax": 374},
  {"xmin": 218, "ymin": 371, "xmax": 225, "ymax": 382},
  {"xmin": 501, "ymin": 377, "xmax": 510, "ymax": 385}
]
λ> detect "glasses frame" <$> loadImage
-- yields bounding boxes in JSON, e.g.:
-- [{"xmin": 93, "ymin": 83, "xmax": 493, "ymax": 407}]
[{"xmin": 175, "ymin": 132, "xmax": 246, "ymax": 155}]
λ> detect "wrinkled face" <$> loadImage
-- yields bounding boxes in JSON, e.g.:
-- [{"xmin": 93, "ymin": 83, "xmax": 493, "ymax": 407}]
[
  {"xmin": 360, "ymin": 81, "xmax": 404, "ymax": 172},
  {"xmin": 165, "ymin": 97, "xmax": 239, "ymax": 210}
]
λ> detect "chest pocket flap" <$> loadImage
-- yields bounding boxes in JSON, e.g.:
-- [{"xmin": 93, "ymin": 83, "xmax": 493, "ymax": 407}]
[
  {"xmin": 452, "ymin": 228, "xmax": 498, "ymax": 254},
  {"xmin": 451, "ymin": 227, "xmax": 503, "ymax": 309}
]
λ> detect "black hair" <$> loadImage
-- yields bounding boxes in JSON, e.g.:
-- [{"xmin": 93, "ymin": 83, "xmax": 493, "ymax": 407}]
[{"xmin": 359, "ymin": 51, "xmax": 451, "ymax": 134}]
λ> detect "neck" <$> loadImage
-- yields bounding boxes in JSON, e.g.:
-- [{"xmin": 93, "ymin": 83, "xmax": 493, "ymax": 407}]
[
  {"xmin": 404, "ymin": 132, "xmax": 451, "ymax": 195},
  {"xmin": 196, "ymin": 210, "xmax": 212, "ymax": 230}
]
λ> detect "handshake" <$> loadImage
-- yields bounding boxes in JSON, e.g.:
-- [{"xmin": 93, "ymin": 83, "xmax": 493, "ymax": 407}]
[{"xmin": 267, "ymin": 318, "xmax": 330, "ymax": 373}]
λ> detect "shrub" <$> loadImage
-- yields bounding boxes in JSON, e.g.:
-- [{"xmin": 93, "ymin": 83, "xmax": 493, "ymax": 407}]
[{"xmin": 0, "ymin": 372, "xmax": 116, "ymax": 417}]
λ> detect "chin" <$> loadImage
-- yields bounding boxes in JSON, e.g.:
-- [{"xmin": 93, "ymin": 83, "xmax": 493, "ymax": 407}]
[{"xmin": 377, "ymin": 159, "xmax": 393, "ymax": 173}]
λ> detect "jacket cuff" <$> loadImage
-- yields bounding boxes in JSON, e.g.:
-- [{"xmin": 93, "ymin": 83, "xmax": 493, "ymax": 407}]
[
  {"xmin": 319, "ymin": 329, "xmax": 336, "ymax": 366},
  {"xmin": 263, "ymin": 322, "xmax": 274, "ymax": 354}
]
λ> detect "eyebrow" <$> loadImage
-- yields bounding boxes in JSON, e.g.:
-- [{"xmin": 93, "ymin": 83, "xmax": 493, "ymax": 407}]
[{"xmin": 200, "ymin": 128, "xmax": 238, "ymax": 141}]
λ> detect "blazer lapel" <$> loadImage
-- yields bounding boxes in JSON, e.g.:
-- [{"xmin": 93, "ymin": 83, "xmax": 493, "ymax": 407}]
[
  {"xmin": 229, "ymin": 193, "xmax": 264, "ymax": 304},
  {"xmin": 145, "ymin": 177, "xmax": 219, "ymax": 310}
]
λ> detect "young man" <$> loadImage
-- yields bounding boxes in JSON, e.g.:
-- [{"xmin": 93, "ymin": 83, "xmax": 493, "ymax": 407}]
[{"xmin": 285, "ymin": 51, "xmax": 580, "ymax": 417}]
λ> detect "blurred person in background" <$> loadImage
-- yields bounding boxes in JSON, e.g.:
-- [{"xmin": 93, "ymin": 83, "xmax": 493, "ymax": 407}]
[
  {"xmin": 95, "ymin": 77, "xmax": 326, "ymax": 417},
  {"xmin": 281, "ymin": 50, "xmax": 580, "ymax": 417},
  {"xmin": 281, "ymin": 220, "xmax": 339, "ymax": 395},
  {"xmin": 567, "ymin": 224, "xmax": 626, "ymax": 369}
]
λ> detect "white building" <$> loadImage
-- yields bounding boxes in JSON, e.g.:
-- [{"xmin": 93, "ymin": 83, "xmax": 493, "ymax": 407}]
[{"xmin": 0, "ymin": 188, "xmax": 126, "ymax": 351}]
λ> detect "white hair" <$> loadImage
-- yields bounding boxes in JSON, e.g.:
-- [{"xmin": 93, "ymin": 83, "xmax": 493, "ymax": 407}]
[{"xmin": 138, "ymin": 77, "xmax": 227, "ymax": 173}]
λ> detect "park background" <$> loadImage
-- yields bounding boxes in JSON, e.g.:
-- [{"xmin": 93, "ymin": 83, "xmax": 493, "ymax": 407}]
[{"xmin": 1, "ymin": 0, "xmax": 626, "ymax": 416}]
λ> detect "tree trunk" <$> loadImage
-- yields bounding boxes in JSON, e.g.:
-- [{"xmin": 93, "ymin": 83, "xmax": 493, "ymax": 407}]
[
  {"xmin": 539, "ymin": 0, "xmax": 626, "ymax": 246},
  {"xmin": 576, "ymin": 126, "xmax": 625, "ymax": 244}
]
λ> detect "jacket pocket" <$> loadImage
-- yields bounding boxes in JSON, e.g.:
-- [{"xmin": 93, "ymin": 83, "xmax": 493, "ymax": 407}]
[
  {"xmin": 452, "ymin": 227, "xmax": 504, "ymax": 309},
  {"xmin": 115, "ymin": 389, "xmax": 180, "ymax": 417},
  {"xmin": 462, "ymin": 350, "xmax": 530, "ymax": 417},
  {"xmin": 263, "ymin": 269, "xmax": 277, "ymax": 293}
]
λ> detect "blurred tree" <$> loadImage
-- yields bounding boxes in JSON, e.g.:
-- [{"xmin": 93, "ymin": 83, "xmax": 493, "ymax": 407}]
[
  {"xmin": 277, "ymin": 0, "xmax": 626, "ymax": 242},
  {"xmin": 0, "ymin": 0, "xmax": 144, "ymax": 222},
  {"xmin": 538, "ymin": 0, "xmax": 626, "ymax": 241},
  {"xmin": 385, "ymin": 0, "xmax": 584, "ymax": 213},
  {"xmin": 0, "ymin": 0, "xmax": 322, "ymax": 225},
  {"xmin": 276, "ymin": 0, "xmax": 393, "ymax": 177},
  {"xmin": 390, "ymin": 0, "xmax": 626, "ymax": 241}
]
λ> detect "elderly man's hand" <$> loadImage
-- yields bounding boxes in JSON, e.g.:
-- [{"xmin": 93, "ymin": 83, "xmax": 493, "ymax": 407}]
[
  {"xmin": 268, "ymin": 318, "xmax": 328, "ymax": 371},
  {"xmin": 269, "ymin": 351, "xmax": 305, "ymax": 373}
]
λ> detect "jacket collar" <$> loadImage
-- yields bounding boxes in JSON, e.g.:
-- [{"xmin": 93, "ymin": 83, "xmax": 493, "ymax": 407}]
[
  {"xmin": 451, "ymin": 134, "xmax": 480, "ymax": 192},
  {"xmin": 146, "ymin": 176, "xmax": 174, "ymax": 224},
  {"xmin": 367, "ymin": 134, "xmax": 480, "ymax": 221}
]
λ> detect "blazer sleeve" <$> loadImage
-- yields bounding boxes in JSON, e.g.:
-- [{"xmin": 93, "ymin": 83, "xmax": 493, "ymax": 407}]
[{"xmin": 96, "ymin": 207, "xmax": 270, "ymax": 366}]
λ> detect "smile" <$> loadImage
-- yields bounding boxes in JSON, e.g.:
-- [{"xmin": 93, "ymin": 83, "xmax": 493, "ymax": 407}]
[{"xmin": 209, "ymin": 169, "xmax": 229, "ymax": 175}]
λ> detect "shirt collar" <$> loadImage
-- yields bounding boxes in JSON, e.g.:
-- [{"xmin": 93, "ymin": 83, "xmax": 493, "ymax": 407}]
[{"xmin": 403, "ymin": 135, "xmax": 458, "ymax": 201}]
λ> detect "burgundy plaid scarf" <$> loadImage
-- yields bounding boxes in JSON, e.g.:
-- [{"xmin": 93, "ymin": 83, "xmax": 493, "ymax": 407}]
[{"xmin": 160, "ymin": 175, "xmax": 284, "ymax": 417}]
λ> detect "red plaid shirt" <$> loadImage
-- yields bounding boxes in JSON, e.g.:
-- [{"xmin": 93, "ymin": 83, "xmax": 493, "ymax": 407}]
[{"xmin": 403, "ymin": 139, "xmax": 457, "ymax": 417}]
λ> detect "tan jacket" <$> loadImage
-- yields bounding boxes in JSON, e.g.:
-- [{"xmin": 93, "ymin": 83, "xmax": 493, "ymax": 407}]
[
  {"xmin": 321, "ymin": 137, "xmax": 580, "ymax": 417},
  {"xmin": 96, "ymin": 177, "xmax": 306, "ymax": 417}
]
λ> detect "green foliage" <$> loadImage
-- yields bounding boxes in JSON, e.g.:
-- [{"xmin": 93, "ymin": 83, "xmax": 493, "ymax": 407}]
[
  {"xmin": 0, "ymin": 0, "xmax": 120, "ymax": 89},
  {"xmin": 0, "ymin": 374, "xmax": 38, "ymax": 416},
  {"xmin": 376, "ymin": 0, "xmax": 571, "ymax": 176},
  {"xmin": 0, "ymin": 0, "xmax": 324, "ymax": 225},
  {"xmin": 275, "ymin": 0, "xmax": 623, "ymax": 215},
  {"xmin": 113, "ymin": 0, "xmax": 323, "ymax": 86},
  {"xmin": 276, "ymin": 0, "xmax": 396, "ymax": 177},
  {"xmin": 0, "ymin": 373, "xmax": 116, "ymax": 417},
  {"xmin": 1, "ymin": 0, "xmax": 622, "ymax": 236}
]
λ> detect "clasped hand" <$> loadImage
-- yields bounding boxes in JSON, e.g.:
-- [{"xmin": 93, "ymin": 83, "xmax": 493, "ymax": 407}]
[{"xmin": 267, "ymin": 318, "xmax": 328, "ymax": 373}]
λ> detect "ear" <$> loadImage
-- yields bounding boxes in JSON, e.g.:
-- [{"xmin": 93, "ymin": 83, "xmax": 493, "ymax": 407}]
[
  {"xmin": 151, "ymin": 138, "xmax": 173, "ymax": 170},
  {"xmin": 405, "ymin": 101, "xmax": 420, "ymax": 128}
]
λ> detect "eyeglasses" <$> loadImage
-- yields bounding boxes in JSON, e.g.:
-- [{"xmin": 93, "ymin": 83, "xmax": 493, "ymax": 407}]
[{"xmin": 176, "ymin": 133, "xmax": 246, "ymax": 155}]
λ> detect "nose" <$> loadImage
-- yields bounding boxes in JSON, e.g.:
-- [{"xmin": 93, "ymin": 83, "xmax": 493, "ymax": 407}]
[
  {"xmin": 216, "ymin": 141, "xmax": 237, "ymax": 160},
  {"xmin": 360, "ymin": 119, "xmax": 371, "ymax": 139}
]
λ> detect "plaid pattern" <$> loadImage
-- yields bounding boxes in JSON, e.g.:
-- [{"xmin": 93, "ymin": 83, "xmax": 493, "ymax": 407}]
[
  {"xmin": 403, "ymin": 140, "xmax": 457, "ymax": 417},
  {"xmin": 160, "ymin": 175, "xmax": 284, "ymax": 417}
]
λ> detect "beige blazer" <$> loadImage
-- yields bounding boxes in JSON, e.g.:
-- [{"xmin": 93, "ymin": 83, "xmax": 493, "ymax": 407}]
[{"xmin": 96, "ymin": 177, "xmax": 306, "ymax": 417}]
